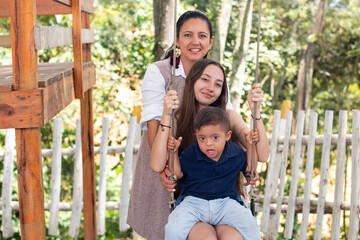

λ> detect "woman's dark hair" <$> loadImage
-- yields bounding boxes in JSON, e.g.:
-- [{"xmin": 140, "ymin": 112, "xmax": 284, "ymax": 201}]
[
  {"xmin": 164, "ymin": 10, "xmax": 213, "ymax": 59},
  {"xmin": 175, "ymin": 59, "xmax": 228, "ymax": 154}
]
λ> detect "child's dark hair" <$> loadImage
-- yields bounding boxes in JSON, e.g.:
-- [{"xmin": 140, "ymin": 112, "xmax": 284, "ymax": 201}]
[{"xmin": 194, "ymin": 107, "xmax": 230, "ymax": 133}]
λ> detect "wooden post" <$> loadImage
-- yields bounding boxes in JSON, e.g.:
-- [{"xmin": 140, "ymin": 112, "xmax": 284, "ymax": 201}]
[
  {"xmin": 284, "ymin": 110, "xmax": 305, "ymax": 238},
  {"xmin": 49, "ymin": 118, "xmax": 63, "ymax": 235},
  {"xmin": 10, "ymin": 0, "xmax": 46, "ymax": 239},
  {"xmin": 79, "ymin": 8, "xmax": 97, "ymax": 239},
  {"xmin": 299, "ymin": 110, "xmax": 318, "ymax": 240},
  {"xmin": 314, "ymin": 110, "xmax": 333, "ymax": 240},
  {"xmin": 69, "ymin": 119, "xmax": 83, "ymax": 238},
  {"xmin": 97, "ymin": 117, "xmax": 110, "ymax": 235},
  {"xmin": 2, "ymin": 129, "xmax": 15, "ymax": 238},
  {"xmin": 72, "ymin": 0, "xmax": 83, "ymax": 99},
  {"xmin": 81, "ymin": 89, "xmax": 96, "ymax": 239}
]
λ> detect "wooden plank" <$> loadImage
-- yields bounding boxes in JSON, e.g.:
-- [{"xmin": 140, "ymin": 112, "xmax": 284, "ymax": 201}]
[
  {"xmin": 120, "ymin": 116, "xmax": 137, "ymax": 232},
  {"xmin": 0, "ymin": 64, "xmax": 13, "ymax": 92},
  {"xmin": 0, "ymin": 0, "xmax": 10, "ymax": 17},
  {"xmin": 349, "ymin": 110, "xmax": 360, "ymax": 239},
  {"xmin": 1, "ymin": 129, "xmax": 15, "ymax": 238},
  {"xmin": 53, "ymin": 0, "xmax": 94, "ymax": 13},
  {"xmin": 0, "ymin": 0, "xmax": 95, "ymax": 17},
  {"xmin": 284, "ymin": 110, "xmax": 305, "ymax": 238},
  {"xmin": 0, "ymin": 35, "xmax": 11, "ymax": 47},
  {"xmin": 42, "ymin": 70, "xmax": 75, "ymax": 123},
  {"xmin": 33, "ymin": 27, "xmax": 93, "ymax": 49},
  {"xmin": 16, "ymin": 128, "xmax": 46, "ymax": 239},
  {"xmin": 260, "ymin": 110, "xmax": 281, "ymax": 233},
  {"xmin": 82, "ymin": 13, "xmax": 92, "ymax": 61},
  {"xmin": 330, "ymin": 111, "xmax": 347, "ymax": 239},
  {"xmin": 72, "ymin": 0, "xmax": 83, "ymax": 99},
  {"xmin": 68, "ymin": 119, "xmax": 83, "ymax": 239},
  {"xmin": 299, "ymin": 110, "xmax": 318, "ymax": 240},
  {"xmin": 255, "ymin": 195, "xmax": 359, "ymax": 212},
  {"xmin": 83, "ymin": 62, "xmax": 96, "ymax": 93},
  {"xmin": 0, "ymin": 89, "xmax": 43, "ymax": 129},
  {"xmin": 0, "ymin": 144, "xmax": 139, "ymax": 159},
  {"xmin": 81, "ymin": 28, "xmax": 94, "ymax": 44},
  {"xmin": 267, "ymin": 113, "xmax": 287, "ymax": 238},
  {"xmin": 81, "ymin": 89, "xmax": 97, "ymax": 239},
  {"xmin": 97, "ymin": 117, "xmax": 110, "ymax": 235},
  {"xmin": 49, "ymin": 119, "xmax": 63, "ymax": 235},
  {"xmin": 314, "ymin": 110, "xmax": 334, "ymax": 240},
  {"xmin": 0, "ymin": 0, "xmax": 93, "ymax": 17},
  {"xmin": 34, "ymin": 26, "xmax": 72, "ymax": 50},
  {"xmin": 271, "ymin": 110, "xmax": 293, "ymax": 237}
]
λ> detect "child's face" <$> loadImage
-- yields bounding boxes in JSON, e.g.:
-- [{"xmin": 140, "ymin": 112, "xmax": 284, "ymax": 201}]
[
  {"xmin": 195, "ymin": 124, "xmax": 231, "ymax": 162},
  {"xmin": 193, "ymin": 65, "xmax": 224, "ymax": 109}
]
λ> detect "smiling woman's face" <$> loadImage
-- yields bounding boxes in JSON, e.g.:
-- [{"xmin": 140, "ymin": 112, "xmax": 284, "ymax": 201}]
[
  {"xmin": 193, "ymin": 64, "xmax": 224, "ymax": 109},
  {"xmin": 177, "ymin": 18, "xmax": 214, "ymax": 65}
]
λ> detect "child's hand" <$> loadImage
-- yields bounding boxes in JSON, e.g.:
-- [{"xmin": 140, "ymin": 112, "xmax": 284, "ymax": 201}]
[
  {"xmin": 164, "ymin": 90, "xmax": 179, "ymax": 115},
  {"xmin": 244, "ymin": 169, "xmax": 259, "ymax": 187},
  {"xmin": 244, "ymin": 129, "xmax": 259, "ymax": 145},
  {"xmin": 167, "ymin": 136, "xmax": 182, "ymax": 152}
]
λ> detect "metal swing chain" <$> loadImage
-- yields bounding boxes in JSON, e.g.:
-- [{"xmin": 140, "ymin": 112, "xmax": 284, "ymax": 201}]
[
  {"xmin": 249, "ymin": 0, "xmax": 262, "ymax": 216},
  {"xmin": 168, "ymin": 0, "xmax": 178, "ymax": 210}
]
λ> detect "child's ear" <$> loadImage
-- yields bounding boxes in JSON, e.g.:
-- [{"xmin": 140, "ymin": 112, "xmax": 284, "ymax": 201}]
[{"xmin": 226, "ymin": 130, "xmax": 232, "ymax": 141}]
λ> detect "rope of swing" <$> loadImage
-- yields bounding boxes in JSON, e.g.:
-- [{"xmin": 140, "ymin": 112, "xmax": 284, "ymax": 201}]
[
  {"xmin": 249, "ymin": 0, "xmax": 262, "ymax": 216},
  {"xmin": 168, "ymin": 0, "xmax": 178, "ymax": 210}
]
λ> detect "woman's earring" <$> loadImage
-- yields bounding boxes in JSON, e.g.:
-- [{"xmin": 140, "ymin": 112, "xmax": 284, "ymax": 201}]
[
  {"xmin": 207, "ymin": 48, "xmax": 211, "ymax": 59},
  {"xmin": 175, "ymin": 47, "xmax": 182, "ymax": 58}
]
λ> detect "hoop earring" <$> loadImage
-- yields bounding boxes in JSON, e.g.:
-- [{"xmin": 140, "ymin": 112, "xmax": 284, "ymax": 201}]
[{"xmin": 175, "ymin": 47, "xmax": 182, "ymax": 58}]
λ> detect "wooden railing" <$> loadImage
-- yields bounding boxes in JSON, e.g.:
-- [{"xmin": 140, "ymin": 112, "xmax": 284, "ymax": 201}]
[{"xmin": 0, "ymin": 109, "xmax": 359, "ymax": 239}]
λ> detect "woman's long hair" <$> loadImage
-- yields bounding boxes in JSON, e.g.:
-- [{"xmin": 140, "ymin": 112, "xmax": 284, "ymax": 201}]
[
  {"xmin": 164, "ymin": 10, "xmax": 213, "ymax": 59},
  {"xmin": 175, "ymin": 59, "xmax": 228, "ymax": 154}
]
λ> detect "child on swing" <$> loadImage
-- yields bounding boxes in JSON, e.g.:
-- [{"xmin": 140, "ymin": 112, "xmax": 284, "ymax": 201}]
[{"xmin": 155, "ymin": 107, "xmax": 261, "ymax": 240}]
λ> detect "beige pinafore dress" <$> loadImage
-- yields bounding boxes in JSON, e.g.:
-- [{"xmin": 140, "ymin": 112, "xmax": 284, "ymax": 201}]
[{"xmin": 127, "ymin": 58, "xmax": 185, "ymax": 240}]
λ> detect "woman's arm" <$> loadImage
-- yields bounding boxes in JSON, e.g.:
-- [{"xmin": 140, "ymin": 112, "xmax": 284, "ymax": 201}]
[
  {"xmin": 150, "ymin": 90, "xmax": 179, "ymax": 172},
  {"xmin": 226, "ymin": 84, "xmax": 269, "ymax": 162}
]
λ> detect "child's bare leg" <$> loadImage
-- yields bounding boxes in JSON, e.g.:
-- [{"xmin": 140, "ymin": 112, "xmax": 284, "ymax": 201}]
[
  {"xmin": 188, "ymin": 222, "xmax": 217, "ymax": 240},
  {"xmin": 215, "ymin": 225, "xmax": 244, "ymax": 240}
]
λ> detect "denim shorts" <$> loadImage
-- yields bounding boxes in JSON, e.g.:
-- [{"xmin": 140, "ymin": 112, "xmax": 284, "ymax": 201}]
[{"xmin": 165, "ymin": 196, "xmax": 260, "ymax": 240}]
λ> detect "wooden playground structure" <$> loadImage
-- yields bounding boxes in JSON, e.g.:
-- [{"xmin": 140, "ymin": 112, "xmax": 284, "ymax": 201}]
[
  {"xmin": 0, "ymin": 0, "xmax": 359, "ymax": 239},
  {"xmin": 0, "ymin": 0, "xmax": 97, "ymax": 239}
]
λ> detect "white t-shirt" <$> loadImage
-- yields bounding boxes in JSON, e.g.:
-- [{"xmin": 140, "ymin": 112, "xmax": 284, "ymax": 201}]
[{"xmin": 140, "ymin": 60, "xmax": 233, "ymax": 130}]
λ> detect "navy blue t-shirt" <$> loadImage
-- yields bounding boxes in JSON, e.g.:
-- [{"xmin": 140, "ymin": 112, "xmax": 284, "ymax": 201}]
[{"xmin": 179, "ymin": 141, "xmax": 247, "ymax": 201}]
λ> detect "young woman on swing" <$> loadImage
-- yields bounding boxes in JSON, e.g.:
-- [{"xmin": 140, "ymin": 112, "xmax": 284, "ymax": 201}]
[{"xmin": 151, "ymin": 59, "xmax": 268, "ymax": 239}]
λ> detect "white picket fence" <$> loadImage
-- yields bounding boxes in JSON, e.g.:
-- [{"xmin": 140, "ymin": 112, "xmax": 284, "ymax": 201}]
[
  {"xmin": 0, "ymin": 117, "xmax": 141, "ymax": 239},
  {"xmin": 256, "ymin": 109, "xmax": 360, "ymax": 240},
  {"xmin": 0, "ymin": 109, "xmax": 359, "ymax": 239}
]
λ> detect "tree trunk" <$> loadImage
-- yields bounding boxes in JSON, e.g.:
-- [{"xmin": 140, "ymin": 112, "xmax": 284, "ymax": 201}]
[
  {"xmin": 229, "ymin": 0, "xmax": 253, "ymax": 112},
  {"xmin": 295, "ymin": 0, "xmax": 328, "ymax": 132},
  {"xmin": 153, "ymin": 0, "xmax": 175, "ymax": 61},
  {"xmin": 211, "ymin": 0, "xmax": 233, "ymax": 63}
]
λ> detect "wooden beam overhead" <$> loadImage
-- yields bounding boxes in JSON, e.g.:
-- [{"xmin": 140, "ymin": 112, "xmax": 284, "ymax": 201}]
[{"xmin": 0, "ymin": 0, "xmax": 93, "ymax": 17}]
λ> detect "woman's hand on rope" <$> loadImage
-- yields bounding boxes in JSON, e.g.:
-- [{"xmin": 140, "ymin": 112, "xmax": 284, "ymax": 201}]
[
  {"xmin": 164, "ymin": 90, "xmax": 179, "ymax": 116},
  {"xmin": 159, "ymin": 166, "xmax": 177, "ymax": 192},
  {"xmin": 247, "ymin": 83, "xmax": 263, "ymax": 114}
]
